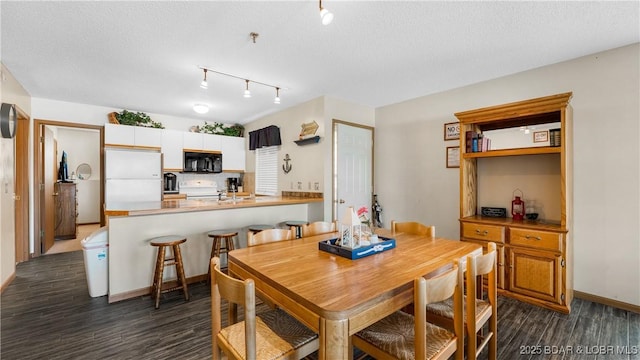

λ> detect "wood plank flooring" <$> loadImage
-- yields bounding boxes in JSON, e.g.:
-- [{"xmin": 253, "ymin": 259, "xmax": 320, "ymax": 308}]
[{"xmin": 1, "ymin": 251, "xmax": 638, "ymax": 359}]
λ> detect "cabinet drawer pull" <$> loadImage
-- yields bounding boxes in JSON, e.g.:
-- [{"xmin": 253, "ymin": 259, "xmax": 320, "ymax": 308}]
[
  {"xmin": 525, "ymin": 235, "xmax": 542, "ymax": 240},
  {"xmin": 475, "ymin": 229, "xmax": 489, "ymax": 236}
]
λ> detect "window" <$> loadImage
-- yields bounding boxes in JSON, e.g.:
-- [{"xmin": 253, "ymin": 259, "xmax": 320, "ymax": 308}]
[{"xmin": 255, "ymin": 145, "xmax": 278, "ymax": 195}]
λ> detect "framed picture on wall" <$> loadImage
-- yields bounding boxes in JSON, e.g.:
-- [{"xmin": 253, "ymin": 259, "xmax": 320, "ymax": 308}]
[
  {"xmin": 533, "ymin": 130, "xmax": 549, "ymax": 143},
  {"xmin": 444, "ymin": 122, "xmax": 460, "ymax": 141},
  {"xmin": 446, "ymin": 146, "xmax": 460, "ymax": 168}
]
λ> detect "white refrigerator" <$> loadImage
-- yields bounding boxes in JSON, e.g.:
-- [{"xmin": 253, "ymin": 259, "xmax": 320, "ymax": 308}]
[{"xmin": 105, "ymin": 148, "xmax": 162, "ymax": 207}]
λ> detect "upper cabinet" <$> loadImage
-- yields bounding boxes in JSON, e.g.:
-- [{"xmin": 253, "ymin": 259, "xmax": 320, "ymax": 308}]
[
  {"xmin": 162, "ymin": 129, "xmax": 184, "ymax": 171},
  {"xmin": 183, "ymin": 132, "xmax": 203, "ymax": 150},
  {"xmin": 104, "ymin": 123, "xmax": 162, "ymax": 149},
  {"xmin": 455, "ymin": 92, "xmax": 573, "ymax": 313},
  {"xmin": 220, "ymin": 136, "xmax": 245, "ymax": 171}
]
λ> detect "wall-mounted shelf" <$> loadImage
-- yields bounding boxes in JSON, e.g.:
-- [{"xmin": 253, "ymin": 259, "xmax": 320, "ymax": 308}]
[{"xmin": 294, "ymin": 136, "xmax": 321, "ymax": 146}]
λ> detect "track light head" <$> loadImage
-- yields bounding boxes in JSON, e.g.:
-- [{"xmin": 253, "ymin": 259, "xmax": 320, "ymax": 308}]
[
  {"xmin": 319, "ymin": 0, "xmax": 333, "ymax": 25},
  {"xmin": 274, "ymin": 87, "xmax": 281, "ymax": 104},
  {"xmin": 243, "ymin": 80, "xmax": 251, "ymax": 98},
  {"xmin": 200, "ymin": 69, "xmax": 208, "ymax": 89}
]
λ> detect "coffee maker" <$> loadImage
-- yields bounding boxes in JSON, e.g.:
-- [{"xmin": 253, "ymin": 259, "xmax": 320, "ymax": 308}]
[
  {"xmin": 164, "ymin": 172, "xmax": 178, "ymax": 193},
  {"xmin": 227, "ymin": 177, "xmax": 239, "ymax": 192}
]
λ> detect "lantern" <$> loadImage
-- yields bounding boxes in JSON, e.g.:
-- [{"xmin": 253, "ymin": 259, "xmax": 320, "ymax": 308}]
[
  {"xmin": 511, "ymin": 189, "xmax": 525, "ymax": 221},
  {"xmin": 340, "ymin": 206, "xmax": 362, "ymax": 249}
]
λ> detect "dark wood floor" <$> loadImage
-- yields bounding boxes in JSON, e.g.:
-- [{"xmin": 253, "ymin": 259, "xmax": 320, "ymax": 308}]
[{"xmin": 1, "ymin": 251, "xmax": 638, "ymax": 359}]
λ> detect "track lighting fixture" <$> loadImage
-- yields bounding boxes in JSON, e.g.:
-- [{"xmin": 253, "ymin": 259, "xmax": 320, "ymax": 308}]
[
  {"xmin": 200, "ymin": 69, "xmax": 208, "ymax": 89},
  {"xmin": 197, "ymin": 66, "xmax": 284, "ymax": 104},
  {"xmin": 243, "ymin": 80, "xmax": 252, "ymax": 98},
  {"xmin": 274, "ymin": 87, "xmax": 281, "ymax": 104},
  {"xmin": 193, "ymin": 103, "xmax": 210, "ymax": 114},
  {"xmin": 319, "ymin": 0, "xmax": 333, "ymax": 25}
]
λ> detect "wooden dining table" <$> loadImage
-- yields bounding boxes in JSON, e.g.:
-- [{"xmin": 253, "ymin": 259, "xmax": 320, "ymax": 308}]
[{"xmin": 227, "ymin": 229, "xmax": 482, "ymax": 360}]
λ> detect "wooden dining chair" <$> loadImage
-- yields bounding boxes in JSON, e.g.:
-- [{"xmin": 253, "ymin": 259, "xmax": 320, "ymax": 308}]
[
  {"xmin": 352, "ymin": 260, "xmax": 464, "ymax": 360},
  {"xmin": 425, "ymin": 242, "xmax": 497, "ymax": 360},
  {"xmin": 391, "ymin": 220, "xmax": 435, "ymax": 237},
  {"xmin": 301, "ymin": 221, "xmax": 336, "ymax": 237},
  {"xmin": 210, "ymin": 257, "xmax": 319, "ymax": 360},
  {"xmin": 247, "ymin": 228, "xmax": 294, "ymax": 247}
]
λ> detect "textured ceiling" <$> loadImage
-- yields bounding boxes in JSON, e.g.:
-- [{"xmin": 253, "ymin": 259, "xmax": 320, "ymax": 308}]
[{"xmin": 1, "ymin": 1, "xmax": 638, "ymax": 125}]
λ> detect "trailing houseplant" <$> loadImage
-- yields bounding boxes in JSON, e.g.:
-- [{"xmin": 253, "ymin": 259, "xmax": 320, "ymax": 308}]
[
  {"xmin": 112, "ymin": 110, "xmax": 164, "ymax": 128},
  {"xmin": 199, "ymin": 122, "xmax": 244, "ymax": 137}
]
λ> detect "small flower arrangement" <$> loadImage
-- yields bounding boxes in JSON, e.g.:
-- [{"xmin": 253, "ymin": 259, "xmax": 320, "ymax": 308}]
[{"xmin": 357, "ymin": 206, "xmax": 370, "ymax": 226}]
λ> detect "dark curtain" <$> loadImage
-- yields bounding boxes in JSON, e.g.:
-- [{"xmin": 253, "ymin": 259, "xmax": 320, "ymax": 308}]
[{"xmin": 248, "ymin": 125, "xmax": 282, "ymax": 150}]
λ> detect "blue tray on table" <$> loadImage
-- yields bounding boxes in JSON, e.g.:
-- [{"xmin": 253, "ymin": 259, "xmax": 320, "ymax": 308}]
[{"xmin": 318, "ymin": 237, "xmax": 396, "ymax": 260}]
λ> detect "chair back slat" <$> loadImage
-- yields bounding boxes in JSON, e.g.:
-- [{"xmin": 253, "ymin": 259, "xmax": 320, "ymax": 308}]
[
  {"xmin": 391, "ymin": 220, "xmax": 435, "ymax": 237},
  {"xmin": 248, "ymin": 228, "xmax": 293, "ymax": 247},
  {"xmin": 302, "ymin": 221, "xmax": 336, "ymax": 237},
  {"xmin": 474, "ymin": 242, "xmax": 497, "ymax": 276}
]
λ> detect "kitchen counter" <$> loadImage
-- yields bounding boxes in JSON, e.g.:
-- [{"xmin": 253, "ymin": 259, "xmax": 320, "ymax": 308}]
[
  {"xmin": 105, "ymin": 195, "xmax": 322, "ymax": 217},
  {"xmin": 105, "ymin": 195, "xmax": 323, "ymax": 303}
]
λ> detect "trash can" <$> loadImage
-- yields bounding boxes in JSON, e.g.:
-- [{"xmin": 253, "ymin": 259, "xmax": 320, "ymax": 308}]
[{"xmin": 81, "ymin": 226, "xmax": 109, "ymax": 297}]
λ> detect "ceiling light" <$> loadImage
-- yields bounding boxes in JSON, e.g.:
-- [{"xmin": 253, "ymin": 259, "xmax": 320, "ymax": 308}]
[
  {"xmin": 200, "ymin": 69, "xmax": 208, "ymax": 89},
  {"xmin": 319, "ymin": 0, "xmax": 333, "ymax": 25},
  {"xmin": 243, "ymin": 80, "xmax": 251, "ymax": 98},
  {"xmin": 193, "ymin": 103, "xmax": 209, "ymax": 114},
  {"xmin": 274, "ymin": 87, "xmax": 281, "ymax": 104}
]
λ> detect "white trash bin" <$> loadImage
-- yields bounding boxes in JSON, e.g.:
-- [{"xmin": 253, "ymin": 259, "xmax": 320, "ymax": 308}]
[{"xmin": 81, "ymin": 226, "xmax": 109, "ymax": 297}]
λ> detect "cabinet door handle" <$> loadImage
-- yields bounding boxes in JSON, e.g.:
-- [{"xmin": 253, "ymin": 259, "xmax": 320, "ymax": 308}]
[
  {"xmin": 475, "ymin": 229, "xmax": 488, "ymax": 236},
  {"xmin": 53, "ymin": 192, "xmax": 59, "ymax": 196},
  {"xmin": 525, "ymin": 235, "xmax": 542, "ymax": 240}
]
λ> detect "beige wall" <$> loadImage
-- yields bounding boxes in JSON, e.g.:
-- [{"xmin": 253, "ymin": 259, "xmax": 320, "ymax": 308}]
[
  {"xmin": 374, "ymin": 43, "xmax": 640, "ymax": 306},
  {"xmin": 1, "ymin": 63, "xmax": 31, "ymax": 289}
]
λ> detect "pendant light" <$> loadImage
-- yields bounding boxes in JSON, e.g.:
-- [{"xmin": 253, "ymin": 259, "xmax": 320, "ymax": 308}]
[
  {"xmin": 243, "ymin": 80, "xmax": 251, "ymax": 98},
  {"xmin": 200, "ymin": 69, "xmax": 208, "ymax": 89},
  {"xmin": 274, "ymin": 87, "xmax": 281, "ymax": 104},
  {"xmin": 319, "ymin": 0, "xmax": 333, "ymax": 25}
]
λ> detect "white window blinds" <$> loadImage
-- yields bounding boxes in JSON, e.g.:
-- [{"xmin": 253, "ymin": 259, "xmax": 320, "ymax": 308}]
[{"xmin": 255, "ymin": 146, "xmax": 278, "ymax": 195}]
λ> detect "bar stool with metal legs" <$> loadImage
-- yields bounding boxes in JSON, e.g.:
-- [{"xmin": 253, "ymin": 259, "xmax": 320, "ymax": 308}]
[
  {"xmin": 285, "ymin": 220, "xmax": 308, "ymax": 238},
  {"xmin": 246, "ymin": 224, "xmax": 274, "ymax": 245},
  {"xmin": 149, "ymin": 235, "xmax": 189, "ymax": 309},
  {"xmin": 206, "ymin": 229, "xmax": 238, "ymax": 275}
]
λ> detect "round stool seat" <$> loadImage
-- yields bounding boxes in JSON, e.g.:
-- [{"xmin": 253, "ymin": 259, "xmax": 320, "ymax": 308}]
[
  {"xmin": 150, "ymin": 235, "xmax": 186, "ymax": 246},
  {"xmin": 248, "ymin": 224, "xmax": 274, "ymax": 232},
  {"xmin": 207, "ymin": 230, "xmax": 239, "ymax": 238}
]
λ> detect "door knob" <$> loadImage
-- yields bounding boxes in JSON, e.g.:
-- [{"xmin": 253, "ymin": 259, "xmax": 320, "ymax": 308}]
[{"xmin": 339, "ymin": 199, "xmax": 345, "ymax": 204}]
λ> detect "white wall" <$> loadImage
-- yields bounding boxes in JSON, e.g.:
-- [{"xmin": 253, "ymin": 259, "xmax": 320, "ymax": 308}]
[
  {"xmin": 0, "ymin": 63, "xmax": 31, "ymax": 289},
  {"xmin": 56, "ymin": 127, "xmax": 101, "ymax": 223},
  {"xmin": 374, "ymin": 43, "xmax": 640, "ymax": 306}
]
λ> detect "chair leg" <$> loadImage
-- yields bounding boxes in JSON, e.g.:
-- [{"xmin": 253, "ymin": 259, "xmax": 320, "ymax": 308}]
[
  {"xmin": 154, "ymin": 246, "xmax": 166, "ymax": 309},
  {"xmin": 173, "ymin": 244, "xmax": 189, "ymax": 301}
]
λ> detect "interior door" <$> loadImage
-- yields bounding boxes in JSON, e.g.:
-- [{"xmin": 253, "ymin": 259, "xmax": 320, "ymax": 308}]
[
  {"xmin": 42, "ymin": 126, "xmax": 56, "ymax": 253},
  {"xmin": 333, "ymin": 121, "xmax": 373, "ymax": 225}
]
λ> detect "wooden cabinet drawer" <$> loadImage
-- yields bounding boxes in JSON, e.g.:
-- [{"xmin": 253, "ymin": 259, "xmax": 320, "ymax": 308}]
[
  {"xmin": 509, "ymin": 228, "xmax": 562, "ymax": 252},
  {"xmin": 461, "ymin": 222, "xmax": 505, "ymax": 243}
]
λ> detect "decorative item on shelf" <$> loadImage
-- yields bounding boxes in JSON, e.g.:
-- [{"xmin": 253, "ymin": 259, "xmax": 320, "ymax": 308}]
[
  {"xmin": 481, "ymin": 207, "xmax": 507, "ymax": 218},
  {"xmin": 295, "ymin": 121, "xmax": 321, "ymax": 145},
  {"xmin": 549, "ymin": 128, "xmax": 561, "ymax": 147},
  {"xmin": 340, "ymin": 206, "xmax": 362, "ymax": 249},
  {"xmin": 198, "ymin": 121, "xmax": 244, "ymax": 137},
  {"xmin": 109, "ymin": 110, "xmax": 164, "ymax": 128},
  {"xmin": 511, "ymin": 189, "xmax": 525, "ymax": 220},
  {"xmin": 525, "ymin": 202, "xmax": 539, "ymax": 220},
  {"xmin": 282, "ymin": 154, "xmax": 292, "ymax": 174}
]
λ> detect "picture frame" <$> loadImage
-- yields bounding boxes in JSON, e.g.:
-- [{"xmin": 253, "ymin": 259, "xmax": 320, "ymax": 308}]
[
  {"xmin": 533, "ymin": 130, "xmax": 549, "ymax": 143},
  {"xmin": 444, "ymin": 121, "xmax": 460, "ymax": 141},
  {"xmin": 446, "ymin": 146, "xmax": 460, "ymax": 168}
]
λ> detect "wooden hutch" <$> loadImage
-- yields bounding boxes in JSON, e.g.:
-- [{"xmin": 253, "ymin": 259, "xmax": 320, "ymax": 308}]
[{"xmin": 456, "ymin": 92, "xmax": 573, "ymax": 313}]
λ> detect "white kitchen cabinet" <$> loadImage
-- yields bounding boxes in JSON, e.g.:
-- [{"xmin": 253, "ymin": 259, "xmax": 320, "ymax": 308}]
[
  {"xmin": 203, "ymin": 133, "xmax": 222, "ymax": 151},
  {"xmin": 104, "ymin": 123, "xmax": 134, "ymax": 146},
  {"xmin": 162, "ymin": 129, "xmax": 184, "ymax": 170},
  {"xmin": 183, "ymin": 132, "xmax": 203, "ymax": 150},
  {"xmin": 220, "ymin": 136, "xmax": 245, "ymax": 171},
  {"xmin": 134, "ymin": 127, "xmax": 162, "ymax": 148}
]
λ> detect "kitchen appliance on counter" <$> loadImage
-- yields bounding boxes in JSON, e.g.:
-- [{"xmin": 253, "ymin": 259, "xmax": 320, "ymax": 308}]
[
  {"xmin": 227, "ymin": 177, "xmax": 239, "ymax": 192},
  {"xmin": 183, "ymin": 151, "xmax": 222, "ymax": 173},
  {"xmin": 164, "ymin": 172, "xmax": 178, "ymax": 194},
  {"xmin": 105, "ymin": 148, "xmax": 162, "ymax": 207}
]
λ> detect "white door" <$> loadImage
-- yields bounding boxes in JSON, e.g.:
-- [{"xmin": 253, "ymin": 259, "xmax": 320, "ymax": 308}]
[{"xmin": 334, "ymin": 122, "xmax": 373, "ymax": 225}]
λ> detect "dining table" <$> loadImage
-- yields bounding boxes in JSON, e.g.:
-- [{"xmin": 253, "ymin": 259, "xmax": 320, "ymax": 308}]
[{"xmin": 227, "ymin": 229, "xmax": 482, "ymax": 360}]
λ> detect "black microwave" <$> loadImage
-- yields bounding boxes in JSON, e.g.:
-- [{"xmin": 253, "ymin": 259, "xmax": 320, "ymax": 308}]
[{"xmin": 183, "ymin": 151, "xmax": 222, "ymax": 173}]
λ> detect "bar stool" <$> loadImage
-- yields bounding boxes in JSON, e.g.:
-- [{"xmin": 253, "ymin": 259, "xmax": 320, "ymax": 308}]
[
  {"xmin": 285, "ymin": 220, "xmax": 309, "ymax": 238},
  {"xmin": 246, "ymin": 224, "xmax": 274, "ymax": 245},
  {"xmin": 149, "ymin": 235, "xmax": 189, "ymax": 309},
  {"xmin": 206, "ymin": 230, "xmax": 238, "ymax": 275}
]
